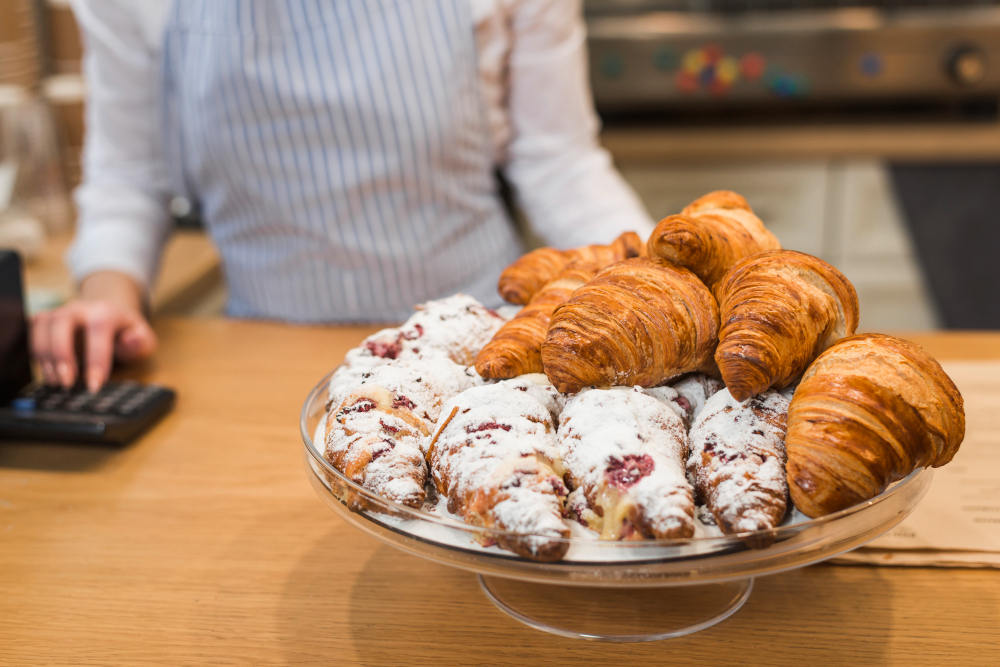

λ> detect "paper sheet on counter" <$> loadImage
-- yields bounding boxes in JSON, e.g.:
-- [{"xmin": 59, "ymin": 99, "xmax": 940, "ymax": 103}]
[{"xmin": 832, "ymin": 361, "xmax": 1000, "ymax": 567}]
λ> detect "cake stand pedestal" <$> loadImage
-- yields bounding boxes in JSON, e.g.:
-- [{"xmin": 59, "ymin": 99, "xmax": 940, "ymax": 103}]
[{"xmin": 478, "ymin": 575, "xmax": 753, "ymax": 642}]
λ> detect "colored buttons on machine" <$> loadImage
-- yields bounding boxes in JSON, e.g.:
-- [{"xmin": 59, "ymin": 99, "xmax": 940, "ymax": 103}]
[
  {"xmin": 599, "ymin": 52, "xmax": 624, "ymax": 79},
  {"xmin": 653, "ymin": 47, "xmax": 680, "ymax": 73},
  {"xmin": 947, "ymin": 46, "xmax": 987, "ymax": 86},
  {"xmin": 860, "ymin": 52, "xmax": 883, "ymax": 77},
  {"xmin": 676, "ymin": 44, "xmax": 742, "ymax": 96}
]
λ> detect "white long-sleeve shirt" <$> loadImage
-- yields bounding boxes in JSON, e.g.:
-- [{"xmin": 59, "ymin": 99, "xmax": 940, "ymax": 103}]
[{"xmin": 68, "ymin": 0, "xmax": 654, "ymax": 294}]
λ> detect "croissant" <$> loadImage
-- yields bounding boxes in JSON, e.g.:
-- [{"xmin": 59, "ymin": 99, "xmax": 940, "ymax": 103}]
[
  {"xmin": 325, "ymin": 358, "xmax": 479, "ymax": 509},
  {"xmin": 497, "ymin": 231, "xmax": 644, "ymax": 305},
  {"xmin": 559, "ymin": 387, "xmax": 695, "ymax": 540},
  {"xmin": 647, "ymin": 191, "xmax": 780, "ymax": 289},
  {"xmin": 688, "ymin": 389, "xmax": 790, "ymax": 546},
  {"xmin": 785, "ymin": 334, "xmax": 965, "ymax": 518},
  {"xmin": 326, "ymin": 385, "xmax": 431, "ymax": 510},
  {"xmin": 476, "ymin": 261, "xmax": 600, "ymax": 380},
  {"xmin": 428, "ymin": 381, "xmax": 570, "ymax": 561},
  {"xmin": 541, "ymin": 257, "xmax": 719, "ymax": 394},
  {"xmin": 350, "ymin": 294, "xmax": 505, "ymax": 367},
  {"xmin": 714, "ymin": 250, "xmax": 859, "ymax": 402}
]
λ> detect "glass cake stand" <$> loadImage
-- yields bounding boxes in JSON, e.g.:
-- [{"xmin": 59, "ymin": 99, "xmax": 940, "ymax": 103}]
[{"xmin": 302, "ymin": 370, "xmax": 933, "ymax": 642}]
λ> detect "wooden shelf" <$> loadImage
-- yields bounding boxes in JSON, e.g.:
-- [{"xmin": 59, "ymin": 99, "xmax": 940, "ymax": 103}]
[{"xmin": 602, "ymin": 121, "xmax": 1000, "ymax": 163}]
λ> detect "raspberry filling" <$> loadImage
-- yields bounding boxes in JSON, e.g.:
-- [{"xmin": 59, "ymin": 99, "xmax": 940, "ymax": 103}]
[
  {"xmin": 365, "ymin": 340, "xmax": 402, "ymax": 359},
  {"xmin": 392, "ymin": 395, "xmax": 417, "ymax": 410},
  {"xmin": 703, "ymin": 438, "xmax": 747, "ymax": 464},
  {"xmin": 401, "ymin": 323, "xmax": 424, "ymax": 341},
  {"xmin": 605, "ymin": 454, "xmax": 655, "ymax": 488},
  {"xmin": 366, "ymin": 324, "xmax": 424, "ymax": 359},
  {"xmin": 341, "ymin": 398, "xmax": 376, "ymax": 415},
  {"xmin": 370, "ymin": 439, "xmax": 395, "ymax": 461},
  {"xmin": 673, "ymin": 395, "xmax": 692, "ymax": 415},
  {"xmin": 466, "ymin": 421, "xmax": 512, "ymax": 434}
]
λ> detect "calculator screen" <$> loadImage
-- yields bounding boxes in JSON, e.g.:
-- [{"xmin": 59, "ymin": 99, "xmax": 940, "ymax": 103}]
[{"xmin": 0, "ymin": 251, "xmax": 33, "ymax": 405}]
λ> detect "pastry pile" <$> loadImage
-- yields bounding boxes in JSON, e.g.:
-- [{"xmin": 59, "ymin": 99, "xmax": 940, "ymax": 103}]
[{"xmin": 321, "ymin": 191, "xmax": 966, "ymax": 562}]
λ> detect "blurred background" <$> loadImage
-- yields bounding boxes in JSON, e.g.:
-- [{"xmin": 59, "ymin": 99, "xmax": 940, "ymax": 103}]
[{"xmin": 3, "ymin": 0, "xmax": 999, "ymax": 330}]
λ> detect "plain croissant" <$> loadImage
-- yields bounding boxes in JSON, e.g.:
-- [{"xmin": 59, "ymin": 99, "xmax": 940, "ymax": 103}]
[
  {"xmin": 647, "ymin": 190, "xmax": 780, "ymax": 288},
  {"xmin": 476, "ymin": 261, "xmax": 599, "ymax": 380},
  {"xmin": 714, "ymin": 250, "xmax": 859, "ymax": 402},
  {"xmin": 541, "ymin": 257, "xmax": 719, "ymax": 394},
  {"xmin": 785, "ymin": 334, "xmax": 965, "ymax": 518},
  {"xmin": 497, "ymin": 231, "xmax": 643, "ymax": 305}
]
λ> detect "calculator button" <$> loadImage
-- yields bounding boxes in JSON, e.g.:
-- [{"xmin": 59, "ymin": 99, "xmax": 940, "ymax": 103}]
[
  {"xmin": 12, "ymin": 397, "xmax": 35, "ymax": 412},
  {"xmin": 40, "ymin": 397, "xmax": 66, "ymax": 410},
  {"xmin": 64, "ymin": 396, "xmax": 93, "ymax": 412}
]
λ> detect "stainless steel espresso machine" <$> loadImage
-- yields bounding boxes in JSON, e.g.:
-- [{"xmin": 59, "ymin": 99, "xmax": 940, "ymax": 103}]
[{"xmin": 586, "ymin": 0, "xmax": 1000, "ymax": 114}]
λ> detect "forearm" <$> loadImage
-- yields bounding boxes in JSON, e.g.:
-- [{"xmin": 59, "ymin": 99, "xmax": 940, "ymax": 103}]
[{"xmin": 502, "ymin": 0, "xmax": 654, "ymax": 247}]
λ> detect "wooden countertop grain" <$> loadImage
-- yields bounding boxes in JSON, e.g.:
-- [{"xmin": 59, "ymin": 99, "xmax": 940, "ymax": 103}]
[{"xmin": 0, "ymin": 320, "xmax": 997, "ymax": 666}]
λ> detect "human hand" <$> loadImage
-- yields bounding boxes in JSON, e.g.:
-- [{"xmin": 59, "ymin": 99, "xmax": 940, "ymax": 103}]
[{"xmin": 30, "ymin": 272, "xmax": 157, "ymax": 392}]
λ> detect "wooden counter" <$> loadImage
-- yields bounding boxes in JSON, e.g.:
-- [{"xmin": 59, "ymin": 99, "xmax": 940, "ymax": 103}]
[{"xmin": 1, "ymin": 322, "xmax": 997, "ymax": 666}]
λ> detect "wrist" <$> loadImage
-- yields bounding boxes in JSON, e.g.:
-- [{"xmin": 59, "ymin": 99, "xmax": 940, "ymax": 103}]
[{"xmin": 79, "ymin": 271, "xmax": 147, "ymax": 316}]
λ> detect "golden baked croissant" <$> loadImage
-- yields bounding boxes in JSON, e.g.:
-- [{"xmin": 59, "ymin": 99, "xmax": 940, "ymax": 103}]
[
  {"xmin": 786, "ymin": 334, "xmax": 965, "ymax": 518},
  {"xmin": 647, "ymin": 191, "xmax": 780, "ymax": 288},
  {"xmin": 541, "ymin": 257, "xmax": 719, "ymax": 394},
  {"xmin": 476, "ymin": 261, "xmax": 600, "ymax": 379},
  {"xmin": 714, "ymin": 250, "xmax": 859, "ymax": 402},
  {"xmin": 497, "ymin": 231, "xmax": 644, "ymax": 305}
]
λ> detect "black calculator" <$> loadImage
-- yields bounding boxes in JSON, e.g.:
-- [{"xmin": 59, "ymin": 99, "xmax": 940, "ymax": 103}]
[{"xmin": 0, "ymin": 251, "xmax": 175, "ymax": 445}]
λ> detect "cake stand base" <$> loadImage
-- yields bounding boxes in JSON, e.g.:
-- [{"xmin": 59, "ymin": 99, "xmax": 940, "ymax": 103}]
[{"xmin": 478, "ymin": 575, "xmax": 753, "ymax": 642}]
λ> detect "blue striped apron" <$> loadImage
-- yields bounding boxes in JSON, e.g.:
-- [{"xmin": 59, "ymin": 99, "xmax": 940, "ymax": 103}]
[{"xmin": 161, "ymin": 0, "xmax": 523, "ymax": 322}]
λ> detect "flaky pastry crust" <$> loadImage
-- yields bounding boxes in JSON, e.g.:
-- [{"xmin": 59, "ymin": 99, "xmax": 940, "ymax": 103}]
[
  {"xmin": 476, "ymin": 261, "xmax": 599, "ymax": 379},
  {"xmin": 785, "ymin": 334, "xmax": 965, "ymax": 518},
  {"xmin": 541, "ymin": 257, "xmax": 719, "ymax": 394},
  {"xmin": 497, "ymin": 231, "xmax": 643, "ymax": 305},
  {"xmin": 647, "ymin": 190, "xmax": 780, "ymax": 289},
  {"xmin": 714, "ymin": 250, "xmax": 859, "ymax": 401}
]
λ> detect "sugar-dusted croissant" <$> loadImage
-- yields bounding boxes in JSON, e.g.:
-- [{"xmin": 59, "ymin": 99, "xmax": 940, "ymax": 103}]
[
  {"xmin": 327, "ymin": 385, "xmax": 430, "ymax": 510},
  {"xmin": 541, "ymin": 257, "xmax": 719, "ymax": 394},
  {"xmin": 476, "ymin": 261, "xmax": 600, "ymax": 380},
  {"xmin": 349, "ymin": 293, "xmax": 505, "ymax": 367},
  {"xmin": 497, "ymin": 231, "xmax": 644, "ymax": 305},
  {"xmin": 714, "ymin": 250, "xmax": 859, "ymax": 402},
  {"xmin": 325, "ymin": 358, "xmax": 478, "ymax": 509},
  {"xmin": 688, "ymin": 389, "xmax": 790, "ymax": 546},
  {"xmin": 559, "ymin": 387, "xmax": 695, "ymax": 540},
  {"xmin": 786, "ymin": 334, "xmax": 965, "ymax": 518},
  {"xmin": 647, "ymin": 191, "xmax": 780, "ymax": 289},
  {"xmin": 428, "ymin": 381, "xmax": 569, "ymax": 561}
]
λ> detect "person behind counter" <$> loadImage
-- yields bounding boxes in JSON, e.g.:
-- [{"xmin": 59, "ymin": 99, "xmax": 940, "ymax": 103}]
[{"xmin": 31, "ymin": 0, "xmax": 653, "ymax": 393}]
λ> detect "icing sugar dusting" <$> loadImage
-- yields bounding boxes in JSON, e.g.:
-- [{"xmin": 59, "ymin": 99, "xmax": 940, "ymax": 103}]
[
  {"xmin": 428, "ymin": 382, "xmax": 568, "ymax": 547},
  {"xmin": 325, "ymin": 386, "xmax": 429, "ymax": 507},
  {"xmin": 670, "ymin": 374, "xmax": 726, "ymax": 427},
  {"xmin": 558, "ymin": 387, "xmax": 695, "ymax": 540},
  {"xmin": 360, "ymin": 294, "xmax": 506, "ymax": 367},
  {"xmin": 328, "ymin": 357, "xmax": 478, "ymax": 428},
  {"xmin": 688, "ymin": 388, "xmax": 790, "ymax": 534}
]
